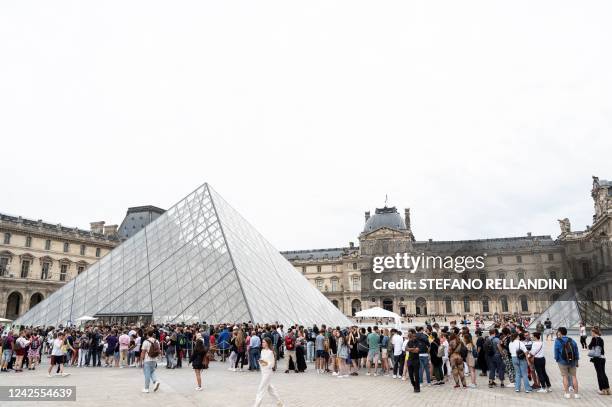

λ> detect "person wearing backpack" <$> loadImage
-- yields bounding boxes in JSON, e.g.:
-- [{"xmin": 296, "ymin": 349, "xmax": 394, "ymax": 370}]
[
  {"xmin": 140, "ymin": 329, "xmax": 161, "ymax": 394},
  {"xmin": 554, "ymin": 326, "xmax": 580, "ymax": 399},
  {"xmin": 283, "ymin": 329, "xmax": 297, "ymax": 374}
]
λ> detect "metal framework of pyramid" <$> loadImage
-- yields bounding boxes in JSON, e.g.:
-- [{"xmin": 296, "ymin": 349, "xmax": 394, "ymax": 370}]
[{"xmin": 15, "ymin": 184, "xmax": 351, "ymax": 327}]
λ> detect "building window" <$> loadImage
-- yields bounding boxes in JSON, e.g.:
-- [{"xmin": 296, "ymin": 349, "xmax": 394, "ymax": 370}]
[
  {"xmin": 498, "ymin": 272, "xmax": 505, "ymax": 280},
  {"xmin": 78, "ymin": 266, "xmax": 85, "ymax": 275},
  {"xmin": 315, "ymin": 278, "xmax": 323, "ymax": 290},
  {"xmin": 332, "ymin": 265, "xmax": 337, "ymax": 272},
  {"xmin": 520, "ymin": 295, "xmax": 529, "ymax": 312},
  {"xmin": 352, "ymin": 276, "xmax": 360, "ymax": 291},
  {"xmin": 517, "ymin": 271, "xmax": 524, "ymax": 280},
  {"xmin": 0, "ymin": 257, "xmax": 8, "ymax": 276},
  {"xmin": 549, "ymin": 270, "xmax": 557, "ymax": 279},
  {"xmin": 41, "ymin": 262, "xmax": 50, "ymax": 279},
  {"xmin": 45, "ymin": 239, "xmax": 51, "ymax": 250},
  {"xmin": 80, "ymin": 245, "xmax": 86, "ymax": 256},
  {"xmin": 331, "ymin": 278, "xmax": 338, "ymax": 292},
  {"xmin": 500, "ymin": 296, "xmax": 509, "ymax": 313},
  {"xmin": 21, "ymin": 260, "xmax": 30, "ymax": 278},
  {"xmin": 479, "ymin": 273, "xmax": 486, "ymax": 282},
  {"xmin": 353, "ymin": 262, "xmax": 357, "ymax": 270},
  {"xmin": 3, "ymin": 233, "xmax": 10, "ymax": 244},
  {"xmin": 516, "ymin": 255, "xmax": 522, "ymax": 263},
  {"xmin": 25, "ymin": 236, "xmax": 32, "ymax": 248},
  {"xmin": 444, "ymin": 297, "xmax": 452, "ymax": 314},
  {"xmin": 316, "ymin": 265, "xmax": 321, "ymax": 273},
  {"xmin": 95, "ymin": 247, "xmax": 101, "ymax": 257},
  {"xmin": 63, "ymin": 242, "xmax": 69, "ymax": 253},
  {"xmin": 60, "ymin": 264, "xmax": 68, "ymax": 281},
  {"xmin": 582, "ymin": 262, "xmax": 591, "ymax": 279},
  {"xmin": 301, "ymin": 266, "xmax": 306, "ymax": 274},
  {"xmin": 547, "ymin": 253, "xmax": 554, "ymax": 261},
  {"xmin": 463, "ymin": 297, "xmax": 470, "ymax": 313},
  {"xmin": 497, "ymin": 256, "xmax": 503, "ymax": 264},
  {"xmin": 482, "ymin": 297, "xmax": 490, "ymax": 313}
]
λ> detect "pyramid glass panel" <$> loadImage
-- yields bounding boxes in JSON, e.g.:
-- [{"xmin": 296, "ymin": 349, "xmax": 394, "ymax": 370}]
[{"xmin": 15, "ymin": 183, "xmax": 350, "ymax": 327}]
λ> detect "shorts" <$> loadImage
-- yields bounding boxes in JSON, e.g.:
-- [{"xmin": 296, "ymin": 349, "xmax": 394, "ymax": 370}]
[
  {"xmin": 316, "ymin": 350, "xmax": 325, "ymax": 358},
  {"xmin": 544, "ymin": 329, "xmax": 552, "ymax": 336},
  {"xmin": 105, "ymin": 350, "xmax": 114, "ymax": 357},
  {"xmin": 2, "ymin": 349, "xmax": 12, "ymax": 361},
  {"xmin": 382, "ymin": 349, "xmax": 388, "ymax": 358},
  {"xmin": 558, "ymin": 363, "xmax": 576, "ymax": 377},
  {"xmin": 51, "ymin": 355, "xmax": 65, "ymax": 365},
  {"xmin": 367, "ymin": 350, "xmax": 380, "ymax": 362}
]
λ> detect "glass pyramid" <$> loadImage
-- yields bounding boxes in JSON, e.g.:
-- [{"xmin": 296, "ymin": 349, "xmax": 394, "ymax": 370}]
[{"xmin": 15, "ymin": 184, "xmax": 351, "ymax": 328}]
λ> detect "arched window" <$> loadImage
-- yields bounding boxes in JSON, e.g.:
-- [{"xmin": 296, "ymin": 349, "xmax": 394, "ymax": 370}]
[
  {"xmin": 500, "ymin": 296, "xmax": 509, "ymax": 313},
  {"xmin": 444, "ymin": 297, "xmax": 452, "ymax": 314},
  {"xmin": 481, "ymin": 296, "xmax": 490, "ymax": 313},
  {"xmin": 519, "ymin": 295, "xmax": 529, "ymax": 312},
  {"xmin": 463, "ymin": 296, "xmax": 470, "ymax": 313}
]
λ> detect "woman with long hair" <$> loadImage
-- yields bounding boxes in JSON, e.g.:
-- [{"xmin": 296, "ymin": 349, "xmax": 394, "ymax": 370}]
[
  {"xmin": 190, "ymin": 334, "xmax": 206, "ymax": 391},
  {"xmin": 234, "ymin": 330, "xmax": 246, "ymax": 371},
  {"xmin": 254, "ymin": 337, "xmax": 283, "ymax": 407},
  {"xmin": 589, "ymin": 326, "xmax": 610, "ymax": 395},
  {"xmin": 463, "ymin": 332, "xmax": 477, "ymax": 388},
  {"xmin": 336, "ymin": 330, "xmax": 350, "ymax": 378}
]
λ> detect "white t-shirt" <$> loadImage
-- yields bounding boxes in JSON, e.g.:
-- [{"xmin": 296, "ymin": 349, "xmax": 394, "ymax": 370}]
[
  {"xmin": 392, "ymin": 334, "xmax": 404, "ymax": 356},
  {"xmin": 134, "ymin": 337, "xmax": 142, "ymax": 352},
  {"xmin": 529, "ymin": 341, "xmax": 545, "ymax": 359},
  {"xmin": 580, "ymin": 326, "xmax": 586, "ymax": 336},
  {"xmin": 141, "ymin": 338, "xmax": 159, "ymax": 362},
  {"xmin": 260, "ymin": 348, "xmax": 275, "ymax": 371},
  {"xmin": 16, "ymin": 337, "xmax": 30, "ymax": 349},
  {"xmin": 51, "ymin": 338, "xmax": 64, "ymax": 356},
  {"xmin": 508, "ymin": 339, "xmax": 528, "ymax": 357}
]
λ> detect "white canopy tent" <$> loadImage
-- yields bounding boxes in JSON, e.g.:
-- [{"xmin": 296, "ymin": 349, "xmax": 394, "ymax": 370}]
[
  {"xmin": 355, "ymin": 307, "xmax": 402, "ymax": 329},
  {"xmin": 75, "ymin": 316, "xmax": 97, "ymax": 322}
]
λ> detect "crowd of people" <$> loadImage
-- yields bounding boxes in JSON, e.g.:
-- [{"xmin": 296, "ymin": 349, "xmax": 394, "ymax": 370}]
[{"xmin": 1, "ymin": 316, "xmax": 610, "ymax": 405}]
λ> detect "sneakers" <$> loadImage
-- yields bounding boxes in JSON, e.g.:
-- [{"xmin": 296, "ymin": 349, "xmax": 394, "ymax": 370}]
[
  {"xmin": 564, "ymin": 393, "xmax": 571, "ymax": 399},
  {"xmin": 47, "ymin": 373, "xmax": 52, "ymax": 378},
  {"xmin": 61, "ymin": 373, "xmax": 70, "ymax": 377},
  {"xmin": 537, "ymin": 388, "xmax": 547, "ymax": 393},
  {"xmin": 142, "ymin": 389, "xmax": 150, "ymax": 393},
  {"xmin": 468, "ymin": 384, "xmax": 476, "ymax": 388},
  {"xmin": 153, "ymin": 381, "xmax": 160, "ymax": 392},
  {"xmin": 332, "ymin": 372, "xmax": 339, "ymax": 376},
  {"xmin": 195, "ymin": 387, "xmax": 202, "ymax": 391},
  {"xmin": 392, "ymin": 375, "xmax": 397, "ymax": 379},
  {"xmin": 366, "ymin": 372, "xmax": 371, "ymax": 376},
  {"xmin": 574, "ymin": 394, "xmax": 581, "ymax": 399}
]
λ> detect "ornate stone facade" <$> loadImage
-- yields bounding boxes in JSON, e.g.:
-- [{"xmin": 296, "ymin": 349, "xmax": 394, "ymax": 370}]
[
  {"xmin": 0, "ymin": 214, "xmax": 120, "ymax": 320},
  {"xmin": 283, "ymin": 177, "xmax": 612, "ymax": 319}
]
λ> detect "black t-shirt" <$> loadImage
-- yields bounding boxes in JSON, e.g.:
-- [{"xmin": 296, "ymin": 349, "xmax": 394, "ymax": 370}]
[{"xmin": 407, "ymin": 339, "xmax": 420, "ymax": 361}]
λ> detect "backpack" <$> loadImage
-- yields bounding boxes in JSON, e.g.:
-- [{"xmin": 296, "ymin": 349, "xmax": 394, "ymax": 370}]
[
  {"xmin": 147, "ymin": 339, "xmax": 161, "ymax": 358},
  {"xmin": 285, "ymin": 336, "xmax": 295, "ymax": 351},
  {"xmin": 15, "ymin": 339, "xmax": 22, "ymax": 350},
  {"xmin": 484, "ymin": 338, "xmax": 495, "ymax": 357},
  {"xmin": 458, "ymin": 343, "xmax": 468, "ymax": 360},
  {"xmin": 561, "ymin": 338, "xmax": 575, "ymax": 362},
  {"xmin": 471, "ymin": 345, "xmax": 478, "ymax": 358}
]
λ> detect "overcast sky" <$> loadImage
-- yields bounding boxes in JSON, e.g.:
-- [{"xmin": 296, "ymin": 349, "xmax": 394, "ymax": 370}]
[{"xmin": 1, "ymin": 1, "xmax": 611, "ymax": 251}]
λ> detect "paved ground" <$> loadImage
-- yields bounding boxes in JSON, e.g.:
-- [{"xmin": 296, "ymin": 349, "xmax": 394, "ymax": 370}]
[{"xmin": 1, "ymin": 338, "xmax": 611, "ymax": 407}]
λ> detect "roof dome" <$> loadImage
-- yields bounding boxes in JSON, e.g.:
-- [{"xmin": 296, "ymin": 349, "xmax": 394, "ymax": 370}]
[{"xmin": 363, "ymin": 206, "xmax": 406, "ymax": 233}]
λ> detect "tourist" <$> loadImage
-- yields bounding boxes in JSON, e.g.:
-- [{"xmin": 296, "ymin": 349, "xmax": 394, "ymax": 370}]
[
  {"xmin": 579, "ymin": 322, "xmax": 588, "ymax": 349},
  {"xmin": 252, "ymin": 337, "xmax": 282, "ymax": 406},
  {"xmin": 165, "ymin": 329, "xmax": 177, "ymax": 369},
  {"xmin": 405, "ymin": 329, "xmax": 421, "ymax": 393},
  {"xmin": 509, "ymin": 332, "xmax": 532, "ymax": 393},
  {"xmin": 391, "ymin": 329, "xmax": 404, "ymax": 379},
  {"xmin": 306, "ymin": 326, "xmax": 316, "ymax": 363},
  {"xmin": 529, "ymin": 332, "xmax": 551, "ymax": 392},
  {"xmin": 463, "ymin": 332, "xmax": 477, "ymax": 388},
  {"xmin": 47, "ymin": 332, "xmax": 69, "ymax": 377},
  {"xmin": 249, "ymin": 329, "xmax": 261, "ymax": 371},
  {"xmin": 315, "ymin": 328, "xmax": 325, "ymax": 374},
  {"xmin": 588, "ymin": 326, "xmax": 610, "ymax": 395},
  {"xmin": 448, "ymin": 333, "xmax": 466, "ymax": 388},
  {"xmin": 366, "ymin": 326, "xmax": 380, "ymax": 376},
  {"xmin": 190, "ymin": 334, "xmax": 206, "ymax": 391},
  {"xmin": 284, "ymin": 328, "xmax": 297, "ymax": 374},
  {"xmin": 78, "ymin": 332, "xmax": 89, "ymax": 367},
  {"xmin": 415, "ymin": 326, "xmax": 431, "ymax": 385},
  {"xmin": 554, "ymin": 326, "xmax": 580, "ymax": 399},
  {"xmin": 140, "ymin": 329, "xmax": 161, "ymax": 393},
  {"xmin": 119, "ymin": 330, "xmax": 130, "ymax": 368},
  {"xmin": 336, "ymin": 329, "xmax": 350, "ymax": 378},
  {"xmin": 544, "ymin": 318, "xmax": 553, "ymax": 341},
  {"xmin": 27, "ymin": 332, "xmax": 41, "ymax": 370},
  {"xmin": 234, "ymin": 329, "xmax": 247, "ymax": 372},
  {"xmin": 380, "ymin": 328, "xmax": 390, "ymax": 376},
  {"xmin": 486, "ymin": 328, "xmax": 505, "ymax": 388},
  {"xmin": 429, "ymin": 331, "xmax": 444, "ymax": 384},
  {"xmin": 347, "ymin": 326, "xmax": 359, "ymax": 375},
  {"xmin": 1, "ymin": 331, "xmax": 14, "ymax": 372}
]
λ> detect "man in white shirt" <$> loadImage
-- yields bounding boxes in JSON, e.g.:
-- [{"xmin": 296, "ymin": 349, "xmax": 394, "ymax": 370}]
[
  {"xmin": 391, "ymin": 329, "xmax": 404, "ymax": 379},
  {"xmin": 140, "ymin": 329, "xmax": 161, "ymax": 393}
]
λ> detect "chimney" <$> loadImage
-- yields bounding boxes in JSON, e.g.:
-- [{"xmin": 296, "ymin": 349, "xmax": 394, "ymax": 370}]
[
  {"xmin": 365, "ymin": 211, "xmax": 370, "ymax": 222},
  {"xmin": 349, "ymin": 241, "xmax": 354, "ymax": 249},
  {"xmin": 104, "ymin": 224, "xmax": 118, "ymax": 237},
  {"xmin": 90, "ymin": 221, "xmax": 105, "ymax": 234},
  {"xmin": 527, "ymin": 232, "xmax": 532, "ymax": 237}
]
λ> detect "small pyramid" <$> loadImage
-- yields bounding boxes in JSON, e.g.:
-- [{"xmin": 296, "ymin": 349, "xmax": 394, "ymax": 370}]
[{"xmin": 15, "ymin": 183, "xmax": 351, "ymax": 327}]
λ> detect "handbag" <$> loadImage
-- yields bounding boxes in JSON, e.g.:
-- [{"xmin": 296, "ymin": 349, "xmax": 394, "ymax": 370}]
[{"xmin": 588, "ymin": 345, "xmax": 602, "ymax": 358}]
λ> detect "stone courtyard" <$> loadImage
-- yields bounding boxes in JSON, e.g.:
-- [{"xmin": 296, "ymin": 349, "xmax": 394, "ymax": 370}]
[{"xmin": 2, "ymin": 336, "xmax": 611, "ymax": 407}]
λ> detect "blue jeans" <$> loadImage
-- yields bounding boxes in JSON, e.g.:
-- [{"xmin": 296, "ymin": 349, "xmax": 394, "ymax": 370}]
[
  {"xmin": 249, "ymin": 347, "xmax": 261, "ymax": 370},
  {"xmin": 306, "ymin": 341, "xmax": 314, "ymax": 362},
  {"xmin": 488, "ymin": 354, "xmax": 505, "ymax": 381},
  {"xmin": 143, "ymin": 361, "xmax": 157, "ymax": 389},
  {"xmin": 418, "ymin": 355, "xmax": 431, "ymax": 383},
  {"xmin": 511, "ymin": 357, "xmax": 532, "ymax": 392}
]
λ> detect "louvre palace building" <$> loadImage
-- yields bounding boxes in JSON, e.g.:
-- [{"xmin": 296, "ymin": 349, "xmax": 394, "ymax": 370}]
[{"xmin": 282, "ymin": 176, "xmax": 612, "ymax": 321}]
